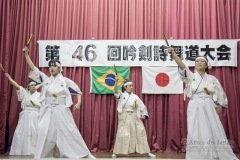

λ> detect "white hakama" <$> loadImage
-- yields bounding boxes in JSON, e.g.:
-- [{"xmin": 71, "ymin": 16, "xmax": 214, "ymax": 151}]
[{"xmin": 10, "ymin": 87, "xmax": 41, "ymax": 155}]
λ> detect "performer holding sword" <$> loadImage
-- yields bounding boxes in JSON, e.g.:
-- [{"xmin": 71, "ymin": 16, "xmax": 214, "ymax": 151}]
[
  {"xmin": 1, "ymin": 34, "xmax": 42, "ymax": 155},
  {"xmin": 4, "ymin": 73, "xmax": 41, "ymax": 155},
  {"xmin": 112, "ymin": 65, "xmax": 155, "ymax": 158},
  {"xmin": 163, "ymin": 33, "xmax": 238, "ymax": 159},
  {"xmin": 0, "ymin": 43, "xmax": 41, "ymax": 155},
  {"xmin": 21, "ymin": 37, "xmax": 95, "ymax": 158}
]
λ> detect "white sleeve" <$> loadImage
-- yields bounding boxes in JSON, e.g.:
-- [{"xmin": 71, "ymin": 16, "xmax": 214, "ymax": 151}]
[
  {"xmin": 114, "ymin": 90, "xmax": 122, "ymax": 100},
  {"xmin": 178, "ymin": 65, "xmax": 193, "ymax": 83},
  {"xmin": 178, "ymin": 65, "xmax": 194, "ymax": 99},
  {"xmin": 137, "ymin": 97, "xmax": 149, "ymax": 118},
  {"xmin": 212, "ymin": 78, "xmax": 228, "ymax": 108},
  {"xmin": 16, "ymin": 86, "xmax": 27, "ymax": 102},
  {"xmin": 28, "ymin": 67, "xmax": 48, "ymax": 83},
  {"xmin": 64, "ymin": 77, "xmax": 82, "ymax": 95}
]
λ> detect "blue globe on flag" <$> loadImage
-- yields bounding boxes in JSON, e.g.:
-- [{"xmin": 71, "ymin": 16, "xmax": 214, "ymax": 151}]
[
  {"xmin": 96, "ymin": 69, "xmax": 125, "ymax": 90},
  {"xmin": 105, "ymin": 74, "xmax": 116, "ymax": 86}
]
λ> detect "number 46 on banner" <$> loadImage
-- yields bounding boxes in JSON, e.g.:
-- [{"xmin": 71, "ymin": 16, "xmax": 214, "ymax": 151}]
[{"xmin": 72, "ymin": 44, "xmax": 97, "ymax": 62}]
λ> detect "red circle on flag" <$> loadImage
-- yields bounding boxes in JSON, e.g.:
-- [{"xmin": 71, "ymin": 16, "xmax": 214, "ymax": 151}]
[{"xmin": 155, "ymin": 73, "xmax": 170, "ymax": 87}]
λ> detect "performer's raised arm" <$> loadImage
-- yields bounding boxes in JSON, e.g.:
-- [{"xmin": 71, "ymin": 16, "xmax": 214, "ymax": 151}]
[
  {"xmin": 4, "ymin": 73, "xmax": 20, "ymax": 90},
  {"xmin": 23, "ymin": 46, "xmax": 35, "ymax": 70},
  {"xmin": 167, "ymin": 46, "xmax": 185, "ymax": 70}
]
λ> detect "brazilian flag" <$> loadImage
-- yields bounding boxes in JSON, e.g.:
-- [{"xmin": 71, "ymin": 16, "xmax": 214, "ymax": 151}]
[{"xmin": 90, "ymin": 66, "xmax": 130, "ymax": 94}]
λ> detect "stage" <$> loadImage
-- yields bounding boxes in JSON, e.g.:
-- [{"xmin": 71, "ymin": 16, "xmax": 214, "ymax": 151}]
[
  {"xmin": 0, "ymin": 152, "xmax": 184, "ymax": 159},
  {"xmin": 0, "ymin": 152, "xmax": 240, "ymax": 159}
]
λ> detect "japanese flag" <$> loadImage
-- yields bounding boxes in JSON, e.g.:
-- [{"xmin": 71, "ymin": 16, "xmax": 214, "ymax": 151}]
[{"xmin": 142, "ymin": 67, "xmax": 183, "ymax": 94}]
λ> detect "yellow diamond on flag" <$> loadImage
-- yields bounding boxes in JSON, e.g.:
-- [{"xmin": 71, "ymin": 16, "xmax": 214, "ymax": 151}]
[
  {"xmin": 91, "ymin": 66, "xmax": 130, "ymax": 94},
  {"xmin": 96, "ymin": 70, "xmax": 125, "ymax": 90}
]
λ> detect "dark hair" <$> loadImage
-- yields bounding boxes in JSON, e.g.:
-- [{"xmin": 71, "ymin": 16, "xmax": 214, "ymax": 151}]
[
  {"xmin": 27, "ymin": 79, "xmax": 38, "ymax": 90},
  {"xmin": 48, "ymin": 59, "xmax": 61, "ymax": 67},
  {"xmin": 195, "ymin": 56, "xmax": 209, "ymax": 74},
  {"xmin": 121, "ymin": 79, "xmax": 132, "ymax": 92}
]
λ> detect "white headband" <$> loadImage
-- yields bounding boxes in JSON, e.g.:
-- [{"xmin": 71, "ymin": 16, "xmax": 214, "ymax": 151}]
[
  {"xmin": 55, "ymin": 62, "xmax": 63, "ymax": 72},
  {"xmin": 27, "ymin": 82, "xmax": 37, "ymax": 87},
  {"xmin": 195, "ymin": 57, "xmax": 207, "ymax": 63},
  {"xmin": 55, "ymin": 62, "xmax": 61, "ymax": 67},
  {"xmin": 195, "ymin": 57, "xmax": 212, "ymax": 69},
  {"xmin": 123, "ymin": 81, "xmax": 133, "ymax": 87}
]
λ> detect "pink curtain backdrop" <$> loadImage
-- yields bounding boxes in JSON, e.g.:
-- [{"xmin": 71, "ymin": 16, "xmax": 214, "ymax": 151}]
[{"xmin": 0, "ymin": 0, "xmax": 240, "ymax": 153}]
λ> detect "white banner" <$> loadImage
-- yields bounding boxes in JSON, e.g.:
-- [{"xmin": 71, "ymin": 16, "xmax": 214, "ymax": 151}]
[{"xmin": 38, "ymin": 40, "xmax": 239, "ymax": 67}]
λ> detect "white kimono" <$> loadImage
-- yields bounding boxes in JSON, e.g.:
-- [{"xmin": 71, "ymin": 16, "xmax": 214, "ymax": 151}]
[
  {"xmin": 9, "ymin": 87, "xmax": 41, "ymax": 155},
  {"xmin": 179, "ymin": 66, "xmax": 237, "ymax": 159},
  {"xmin": 29, "ymin": 67, "xmax": 91, "ymax": 158},
  {"xmin": 113, "ymin": 91, "xmax": 150, "ymax": 154}
]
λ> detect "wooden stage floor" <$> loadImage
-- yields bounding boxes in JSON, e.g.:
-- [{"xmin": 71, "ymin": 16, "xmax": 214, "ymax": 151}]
[{"xmin": 0, "ymin": 152, "xmax": 240, "ymax": 159}]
